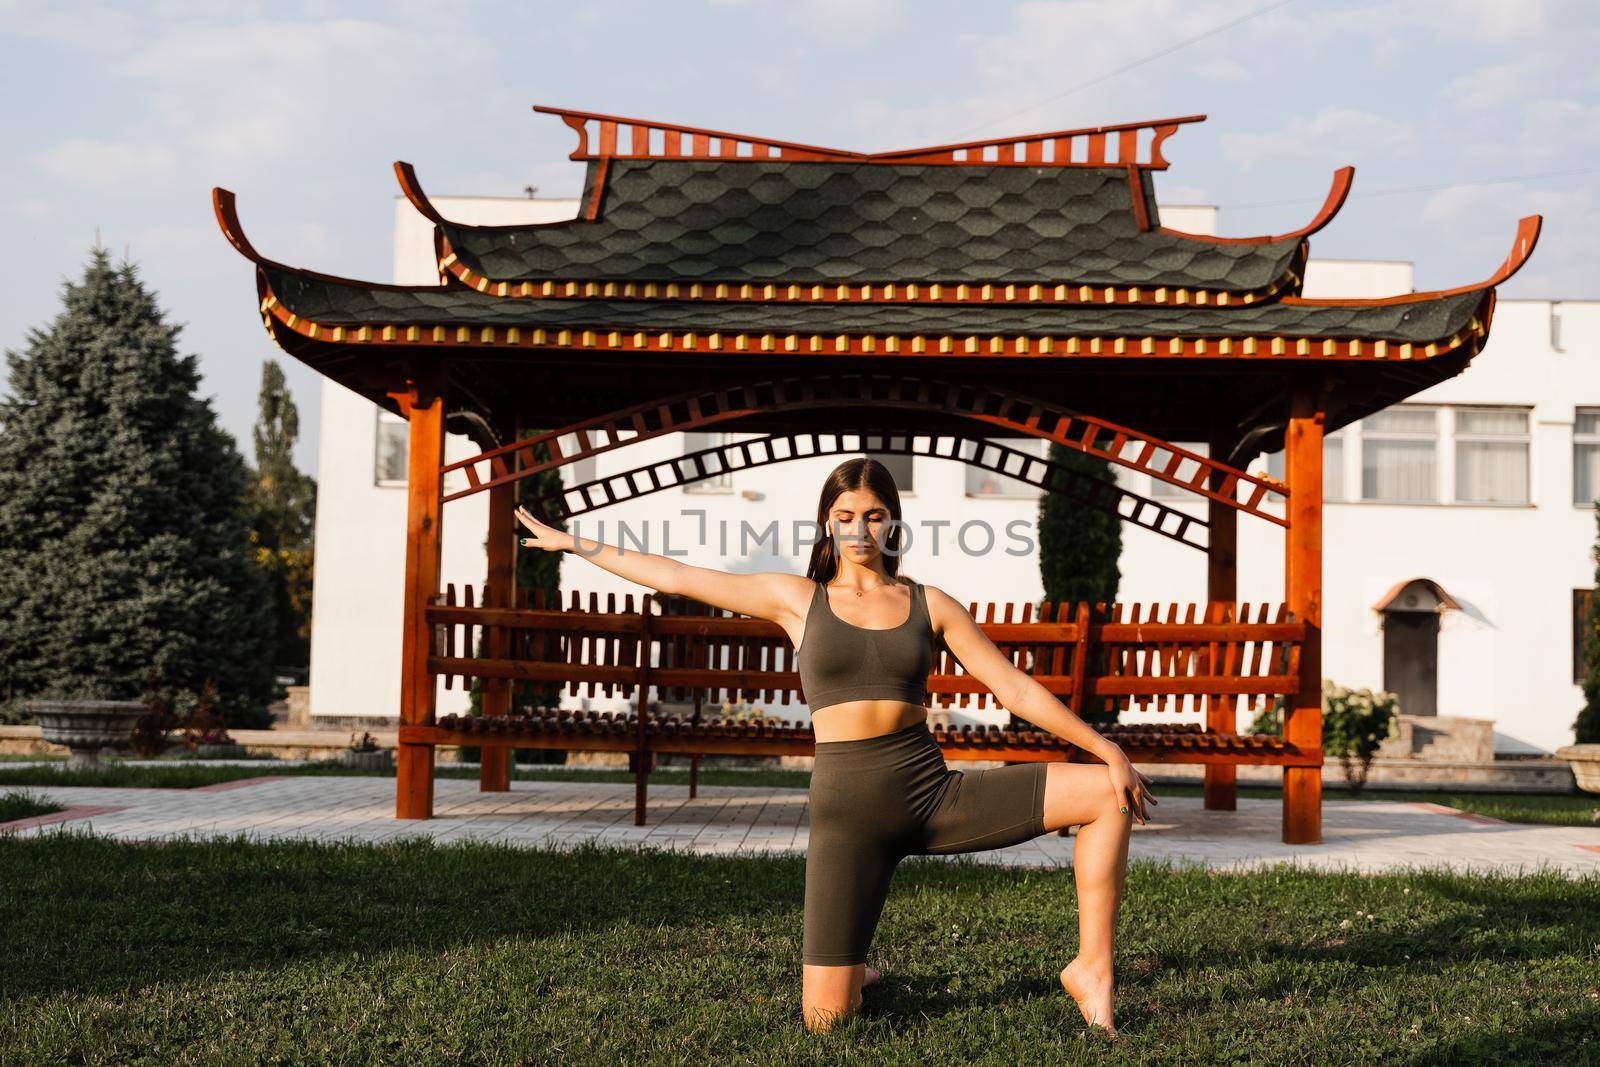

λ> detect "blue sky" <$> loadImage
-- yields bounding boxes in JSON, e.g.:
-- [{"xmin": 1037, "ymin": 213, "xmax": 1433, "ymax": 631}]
[{"xmin": 2, "ymin": 0, "xmax": 1596, "ymax": 474}]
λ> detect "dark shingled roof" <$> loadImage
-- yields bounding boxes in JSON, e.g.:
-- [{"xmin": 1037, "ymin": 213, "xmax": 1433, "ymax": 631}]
[
  {"xmin": 262, "ymin": 265, "xmax": 1484, "ymax": 344},
  {"xmin": 437, "ymin": 160, "xmax": 1302, "ymax": 292}
]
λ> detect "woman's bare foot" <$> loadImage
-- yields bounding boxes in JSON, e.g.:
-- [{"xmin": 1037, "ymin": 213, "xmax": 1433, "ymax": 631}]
[
  {"xmin": 1060, "ymin": 957, "xmax": 1116, "ymax": 1035},
  {"xmin": 862, "ymin": 964, "xmax": 881, "ymax": 989}
]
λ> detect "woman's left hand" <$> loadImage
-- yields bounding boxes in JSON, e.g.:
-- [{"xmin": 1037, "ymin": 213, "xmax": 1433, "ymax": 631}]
[
  {"xmin": 514, "ymin": 505, "xmax": 573, "ymax": 553},
  {"xmin": 1106, "ymin": 752, "xmax": 1158, "ymax": 825}
]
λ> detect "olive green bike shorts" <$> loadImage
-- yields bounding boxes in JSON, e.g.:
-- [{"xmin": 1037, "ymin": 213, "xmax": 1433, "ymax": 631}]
[{"xmin": 802, "ymin": 719, "xmax": 1050, "ymax": 967}]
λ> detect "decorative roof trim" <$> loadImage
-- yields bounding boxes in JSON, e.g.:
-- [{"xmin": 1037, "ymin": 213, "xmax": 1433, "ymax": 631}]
[
  {"xmin": 868, "ymin": 115, "xmax": 1206, "ymax": 169},
  {"xmin": 534, "ymin": 104, "xmax": 868, "ymax": 162},
  {"xmin": 1279, "ymin": 215, "xmax": 1541, "ymax": 308},
  {"xmin": 255, "ymin": 280, "xmax": 1490, "ymax": 362},
  {"xmin": 533, "ymin": 103, "xmax": 1206, "ymax": 169},
  {"xmin": 1159, "ymin": 166, "xmax": 1355, "ymax": 245}
]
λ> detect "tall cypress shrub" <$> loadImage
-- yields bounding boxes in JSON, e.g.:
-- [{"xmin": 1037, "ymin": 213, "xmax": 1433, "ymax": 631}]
[
  {"xmin": 1574, "ymin": 500, "xmax": 1600, "ymax": 744},
  {"xmin": 0, "ymin": 247, "xmax": 275, "ymax": 726},
  {"xmin": 246, "ymin": 358, "xmax": 316, "ymax": 678},
  {"xmin": 1036, "ymin": 440, "xmax": 1122, "ymax": 724}
]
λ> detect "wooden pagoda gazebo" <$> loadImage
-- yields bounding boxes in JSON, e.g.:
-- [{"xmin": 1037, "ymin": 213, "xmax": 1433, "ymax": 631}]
[{"xmin": 215, "ymin": 105, "xmax": 1538, "ymax": 844}]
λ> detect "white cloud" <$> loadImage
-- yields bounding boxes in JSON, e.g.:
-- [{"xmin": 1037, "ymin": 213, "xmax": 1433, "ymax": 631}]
[
  {"xmin": 847, "ymin": 0, "xmax": 1299, "ymax": 149},
  {"xmin": 1326, "ymin": 0, "xmax": 1562, "ymax": 43},
  {"xmin": 29, "ymin": 138, "xmax": 179, "ymax": 189},
  {"xmin": 0, "ymin": 2, "xmax": 144, "ymax": 52},
  {"xmin": 1443, "ymin": 59, "xmax": 1542, "ymax": 110},
  {"xmin": 26, "ymin": 15, "xmax": 494, "ymax": 192},
  {"xmin": 1222, "ymin": 108, "xmax": 1414, "ymax": 171},
  {"xmin": 702, "ymin": 0, "xmax": 906, "ymax": 44}
]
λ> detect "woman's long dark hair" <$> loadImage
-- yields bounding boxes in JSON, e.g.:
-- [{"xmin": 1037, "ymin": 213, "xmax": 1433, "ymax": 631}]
[{"xmin": 804, "ymin": 457, "xmax": 912, "ymax": 586}]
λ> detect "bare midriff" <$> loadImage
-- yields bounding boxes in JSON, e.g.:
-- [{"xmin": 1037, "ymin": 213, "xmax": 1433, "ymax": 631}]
[{"xmin": 810, "ymin": 700, "xmax": 928, "ymax": 743}]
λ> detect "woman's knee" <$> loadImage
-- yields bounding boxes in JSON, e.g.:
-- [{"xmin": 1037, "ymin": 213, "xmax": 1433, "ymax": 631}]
[{"xmin": 1043, "ymin": 762, "xmax": 1126, "ymax": 830}]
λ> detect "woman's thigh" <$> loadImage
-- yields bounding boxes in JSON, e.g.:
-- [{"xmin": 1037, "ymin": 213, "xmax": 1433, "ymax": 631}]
[
  {"xmin": 803, "ymin": 823, "xmax": 903, "ymax": 966},
  {"xmin": 918, "ymin": 762, "xmax": 1049, "ymax": 855},
  {"xmin": 1040, "ymin": 761, "xmax": 1120, "ymax": 833}
]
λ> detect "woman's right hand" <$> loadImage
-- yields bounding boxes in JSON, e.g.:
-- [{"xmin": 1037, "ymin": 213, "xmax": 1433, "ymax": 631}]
[
  {"xmin": 514, "ymin": 505, "xmax": 574, "ymax": 553},
  {"xmin": 1105, "ymin": 749, "xmax": 1157, "ymax": 826}
]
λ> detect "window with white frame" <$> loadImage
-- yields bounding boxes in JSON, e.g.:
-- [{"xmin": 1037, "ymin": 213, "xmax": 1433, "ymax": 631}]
[
  {"xmin": 375, "ymin": 409, "xmax": 408, "ymax": 487},
  {"xmin": 1454, "ymin": 407, "xmax": 1528, "ymax": 504},
  {"xmin": 1575, "ymin": 408, "xmax": 1600, "ymax": 505},
  {"xmin": 1265, "ymin": 431, "xmax": 1345, "ymax": 500},
  {"xmin": 1362, "ymin": 406, "xmax": 1439, "ymax": 503},
  {"xmin": 965, "ymin": 437, "xmax": 1048, "ymax": 497},
  {"xmin": 681, "ymin": 431, "xmax": 734, "ymax": 491}
]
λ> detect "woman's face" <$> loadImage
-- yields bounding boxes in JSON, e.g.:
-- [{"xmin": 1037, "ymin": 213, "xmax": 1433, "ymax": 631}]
[{"xmin": 826, "ymin": 488, "xmax": 893, "ymax": 564}]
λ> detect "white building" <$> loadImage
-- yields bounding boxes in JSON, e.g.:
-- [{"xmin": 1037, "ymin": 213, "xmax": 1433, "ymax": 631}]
[{"xmin": 307, "ymin": 193, "xmax": 1597, "ymax": 755}]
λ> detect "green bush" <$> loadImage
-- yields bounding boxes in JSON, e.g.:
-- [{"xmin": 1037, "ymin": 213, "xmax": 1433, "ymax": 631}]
[{"xmin": 1249, "ymin": 679, "xmax": 1399, "ymax": 794}]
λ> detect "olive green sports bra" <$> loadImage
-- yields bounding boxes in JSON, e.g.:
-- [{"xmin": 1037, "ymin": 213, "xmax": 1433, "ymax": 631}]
[{"xmin": 797, "ymin": 578, "xmax": 936, "ymax": 712}]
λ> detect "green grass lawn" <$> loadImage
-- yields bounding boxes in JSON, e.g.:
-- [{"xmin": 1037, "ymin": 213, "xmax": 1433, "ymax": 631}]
[
  {"xmin": 0, "ymin": 834, "xmax": 1595, "ymax": 1064},
  {"xmin": 2, "ymin": 758, "xmax": 1596, "ymax": 827},
  {"xmin": 0, "ymin": 789, "xmax": 63, "ymax": 822}
]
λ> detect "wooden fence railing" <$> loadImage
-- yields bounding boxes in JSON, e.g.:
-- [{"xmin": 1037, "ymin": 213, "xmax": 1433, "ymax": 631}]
[
  {"xmin": 424, "ymin": 583, "xmax": 1303, "ymax": 719},
  {"xmin": 407, "ymin": 584, "xmax": 1313, "ymax": 825}
]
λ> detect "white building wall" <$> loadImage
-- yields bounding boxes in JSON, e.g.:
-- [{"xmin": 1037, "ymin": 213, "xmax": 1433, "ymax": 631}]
[
  {"xmin": 307, "ymin": 194, "xmax": 579, "ymax": 722},
  {"xmin": 306, "ymin": 192, "xmax": 1599, "ymax": 755}
]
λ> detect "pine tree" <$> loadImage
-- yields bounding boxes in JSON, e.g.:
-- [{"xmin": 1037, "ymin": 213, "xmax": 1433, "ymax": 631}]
[
  {"xmin": 245, "ymin": 358, "xmax": 316, "ymax": 673},
  {"xmin": 0, "ymin": 247, "xmax": 276, "ymax": 726},
  {"xmin": 1036, "ymin": 441, "xmax": 1122, "ymax": 723}
]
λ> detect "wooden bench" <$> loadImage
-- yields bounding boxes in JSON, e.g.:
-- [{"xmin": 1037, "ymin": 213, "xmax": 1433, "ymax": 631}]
[{"xmin": 402, "ymin": 584, "xmax": 1317, "ymax": 831}]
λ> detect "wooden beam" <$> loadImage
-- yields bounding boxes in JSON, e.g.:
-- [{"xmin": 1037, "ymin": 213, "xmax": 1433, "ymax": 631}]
[
  {"xmin": 391, "ymin": 364, "xmax": 446, "ymax": 819},
  {"xmin": 1282, "ymin": 372, "xmax": 1325, "ymax": 843},
  {"xmin": 635, "ymin": 596, "xmax": 653, "ymax": 824},
  {"xmin": 479, "ymin": 475, "xmax": 515, "ymax": 793},
  {"xmin": 1205, "ymin": 426, "xmax": 1240, "ymax": 811}
]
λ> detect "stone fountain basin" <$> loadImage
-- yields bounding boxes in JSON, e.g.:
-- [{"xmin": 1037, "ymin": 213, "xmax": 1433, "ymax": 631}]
[{"xmin": 26, "ymin": 699, "xmax": 146, "ymax": 770}]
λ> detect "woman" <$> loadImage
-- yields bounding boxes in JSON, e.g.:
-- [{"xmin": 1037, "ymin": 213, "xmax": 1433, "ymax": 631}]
[{"xmin": 514, "ymin": 457, "xmax": 1154, "ymax": 1034}]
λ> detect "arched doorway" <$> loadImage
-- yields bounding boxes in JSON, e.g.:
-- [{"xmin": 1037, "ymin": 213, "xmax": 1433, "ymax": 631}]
[{"xmin": 1374, "ymin": 578, "xmax": 1461, "ymax": 718}]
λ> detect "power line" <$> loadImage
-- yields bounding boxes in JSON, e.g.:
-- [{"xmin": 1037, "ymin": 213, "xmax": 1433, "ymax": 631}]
[
  {"xmin": 1220, "ymin": 166, "xmax": 1600, "ymax": 211},
  {"xmin": 951, "ymin": 0, "xmax": 1300, "ymax": 139}
]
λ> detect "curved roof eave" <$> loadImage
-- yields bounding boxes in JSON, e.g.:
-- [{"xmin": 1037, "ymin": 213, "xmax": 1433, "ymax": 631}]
[
  {"xmin": 213, "ymin": 186, "xmax": 452, "ymax": 296},
  {"xmin": 1157, "ymin": 166, "xmax": 1355, "ymax": 246},
  {"xmin": 1278, "ymin": 215, "xmax": 1541, "ymax": 309}
]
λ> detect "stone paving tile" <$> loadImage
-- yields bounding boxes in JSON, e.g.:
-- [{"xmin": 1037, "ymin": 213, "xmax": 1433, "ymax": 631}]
[{"xmin": 3, "ymin": 776, "xmax": 1599, "ymax": 876}]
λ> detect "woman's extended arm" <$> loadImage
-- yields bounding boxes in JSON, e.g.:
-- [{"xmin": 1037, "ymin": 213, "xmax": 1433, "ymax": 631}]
[
  {"xmin": 513, "ymin": 505, "xmax": 800, "ymax": 624},
  {"xmin": 925, "ymin": 583, "xmax": 1156, "ymax": 821}
]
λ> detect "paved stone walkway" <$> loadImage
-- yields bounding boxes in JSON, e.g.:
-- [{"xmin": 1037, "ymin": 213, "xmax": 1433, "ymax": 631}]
[{"xmin": 4, "ymin": 774, "xmax": 1599, "ymax": 876}]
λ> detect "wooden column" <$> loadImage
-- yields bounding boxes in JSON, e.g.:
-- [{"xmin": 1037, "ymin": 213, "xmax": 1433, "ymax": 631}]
[
  {"xmin": 479, "ymin": 475, "xmax": 515, "ymax": 792},
  {"xmin": 1282, "ymin": 373, "xmax": 1325, "ymax": 844},
  {"xmin": 390, "ymin": 365, "xmax": 446, "ymax": 820},
  {"xmin": 1204, "ymin": 427, "xmax": 1239, "ymax": 811},
  {"xmin": 633, "ymin": 597, "xmax": 654, "ymax": 825}
]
